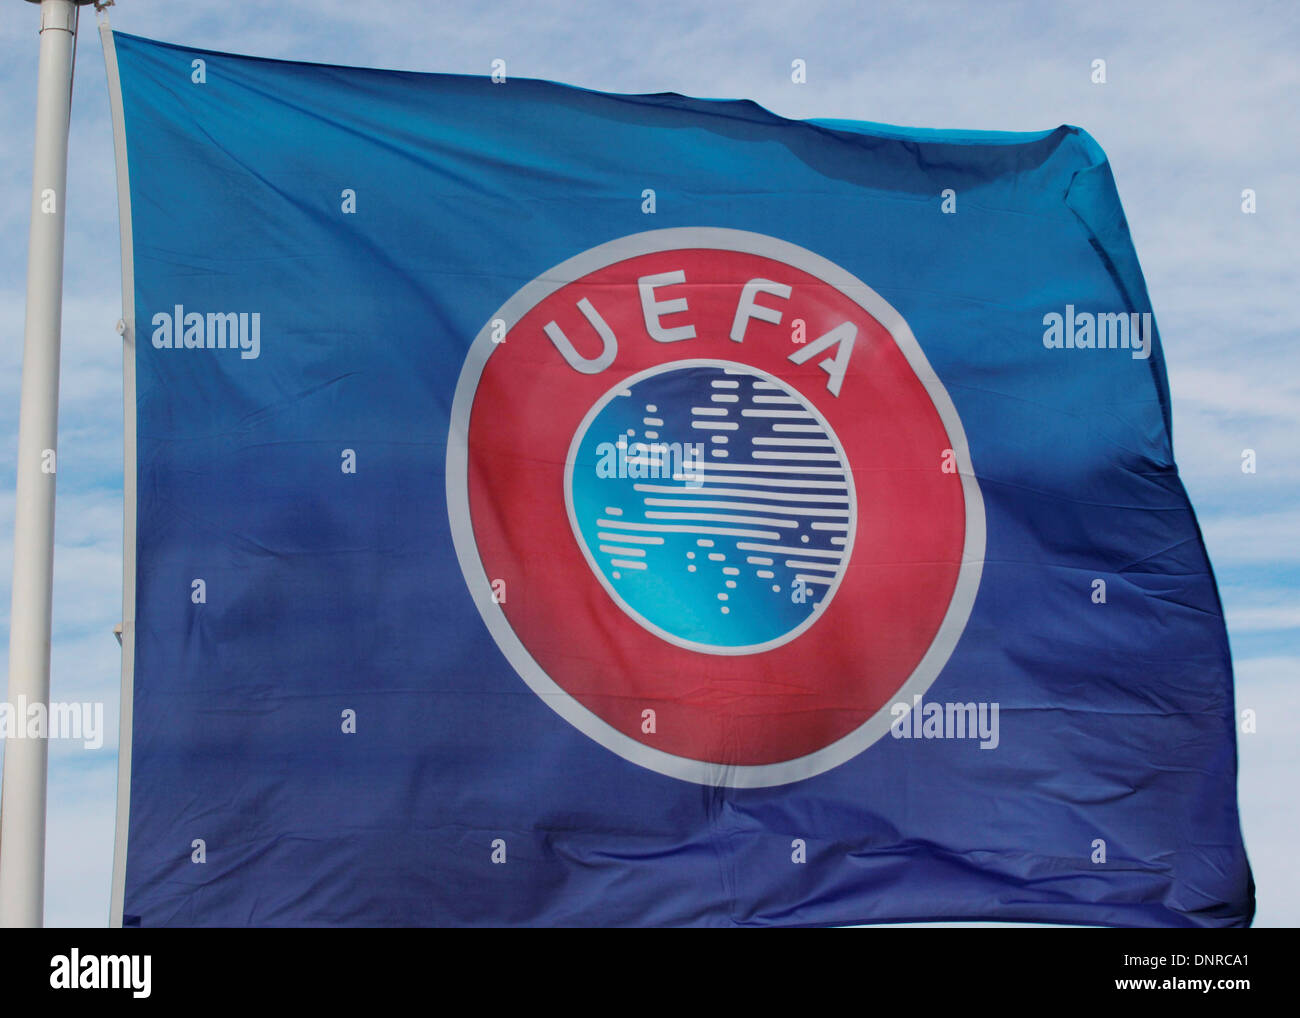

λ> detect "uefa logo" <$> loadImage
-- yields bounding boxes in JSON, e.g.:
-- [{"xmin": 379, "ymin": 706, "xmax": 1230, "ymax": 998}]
[{"xmin": 448, "ymin": 228, "xmax": 985, "ymax": 787}]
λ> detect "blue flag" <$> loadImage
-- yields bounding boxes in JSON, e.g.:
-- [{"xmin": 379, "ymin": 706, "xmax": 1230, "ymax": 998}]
[{"xmin": 103, "ymin": 29, "xmax": 1252, "ymax": 927}]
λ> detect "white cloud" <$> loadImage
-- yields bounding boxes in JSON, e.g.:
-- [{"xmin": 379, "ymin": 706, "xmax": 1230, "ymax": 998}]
[{"xmin": 1200, "ymin": 509, "xmax": 1300, "ymax": 565}]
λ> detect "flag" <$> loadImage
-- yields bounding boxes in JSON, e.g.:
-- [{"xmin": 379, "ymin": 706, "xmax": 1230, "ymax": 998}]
[{"xmin": 102, "ymin": 29, "xmax": 1253, "ymax": 927}]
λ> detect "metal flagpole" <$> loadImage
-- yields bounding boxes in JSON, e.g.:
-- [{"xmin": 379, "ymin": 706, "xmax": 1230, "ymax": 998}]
[{"xmin": 0, "ymin": 0, "xmax": 95, "ymax": 929}]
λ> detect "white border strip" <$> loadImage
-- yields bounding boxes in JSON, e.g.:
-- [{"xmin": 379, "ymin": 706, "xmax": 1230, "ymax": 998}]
[{"xmin": 99, "ymin": 19, "xmax": 136, "ymax": 929}]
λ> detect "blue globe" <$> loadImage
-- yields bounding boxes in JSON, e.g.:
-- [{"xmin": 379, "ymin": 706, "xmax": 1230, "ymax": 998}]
[{"xmin": 567, "ymin": 361, "xmax": 855, "ymax": 653}]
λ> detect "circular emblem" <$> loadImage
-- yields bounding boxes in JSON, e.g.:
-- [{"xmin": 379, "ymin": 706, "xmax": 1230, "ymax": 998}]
[{"xmin": 448, "ymin": 228, "xmax": 984, "ymax": 787}]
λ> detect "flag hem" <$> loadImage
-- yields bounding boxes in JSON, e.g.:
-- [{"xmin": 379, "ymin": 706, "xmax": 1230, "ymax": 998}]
[{"xmin": 99, "ymin": 19, "xmax": 137, "ymax": 932}]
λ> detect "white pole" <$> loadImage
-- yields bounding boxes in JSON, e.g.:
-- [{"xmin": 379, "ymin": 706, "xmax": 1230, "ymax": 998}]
[{"xmin": 0, "ymin": 0, "xmax": 91, "ymax": 929}]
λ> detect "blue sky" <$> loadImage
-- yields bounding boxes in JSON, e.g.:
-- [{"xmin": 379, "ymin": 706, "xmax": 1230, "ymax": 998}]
[{"xmin": 1, "ymin": 0, "xmax": 1296, "ymax": 926}]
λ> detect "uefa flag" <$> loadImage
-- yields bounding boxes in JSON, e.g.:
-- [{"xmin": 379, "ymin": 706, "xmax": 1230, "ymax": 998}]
[{"xmin": 101, "ymin": 28, "xmax": 1252, "ymax": 927}]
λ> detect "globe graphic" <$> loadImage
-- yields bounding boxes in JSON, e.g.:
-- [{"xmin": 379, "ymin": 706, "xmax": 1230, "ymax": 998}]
[{"xmin": 567, "ymin": 361, "xmax": 856, "ymax": 653}]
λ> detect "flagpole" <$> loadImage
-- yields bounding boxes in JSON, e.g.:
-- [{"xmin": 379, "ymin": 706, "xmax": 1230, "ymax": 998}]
[{"xmin": 0, "ymin": 0, "xmax": 93, "ymax": 929}]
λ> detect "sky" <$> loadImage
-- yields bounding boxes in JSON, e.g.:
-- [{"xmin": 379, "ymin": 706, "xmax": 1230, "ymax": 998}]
[{"xmin": 0, "ymin": 0, "xmax": 1296, "ymax": 927}]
